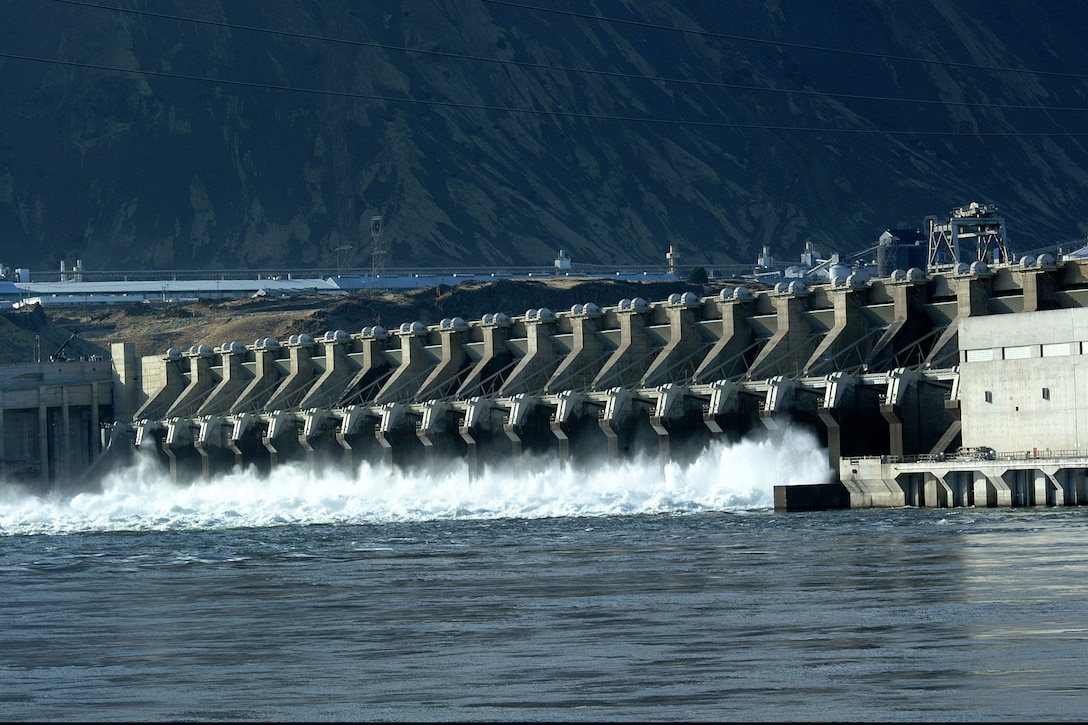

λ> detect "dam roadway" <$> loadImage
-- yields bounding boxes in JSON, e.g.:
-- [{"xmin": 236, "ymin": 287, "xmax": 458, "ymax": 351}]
[{"xmin": 4, "ymin": 254, "xmax": 1088, "ymax": 510}]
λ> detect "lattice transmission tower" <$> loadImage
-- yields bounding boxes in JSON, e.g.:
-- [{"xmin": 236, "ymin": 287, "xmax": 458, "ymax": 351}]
[{"xmin": 370, "ymin": 215, "xmax": 387, "ymax": 279}]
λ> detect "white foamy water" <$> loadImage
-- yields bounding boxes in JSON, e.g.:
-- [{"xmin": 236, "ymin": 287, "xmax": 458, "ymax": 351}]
[{"xmin": 0, "ymin": 426, "xmax": 831, "ymax": 535}]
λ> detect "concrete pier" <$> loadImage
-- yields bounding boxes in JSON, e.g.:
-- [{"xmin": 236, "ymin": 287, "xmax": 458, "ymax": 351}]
[{"xmin": 0, "ymin": 359, "xmax": 114, "ymax": 487}]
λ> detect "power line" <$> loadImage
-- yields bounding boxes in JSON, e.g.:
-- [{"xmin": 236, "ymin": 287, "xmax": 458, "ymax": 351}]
[
  {"xmin": 38, "ymin": 0, "xmax": 1088, "ymax": 114},
  {"xmin": 4, "ymin": 3, "xmax": 1087, "ymax": 136},
  {"xmin": 481, "ymin": 0, "xmax": 1088, "ymax": 81},
  {"xmin": 3, "ymin": 49, "xmax": 1086, "ymax": 137}
]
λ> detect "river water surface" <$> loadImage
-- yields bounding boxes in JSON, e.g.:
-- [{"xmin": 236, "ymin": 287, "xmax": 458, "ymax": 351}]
[{"xmin": 2, "ymin": 427, "xmax": 1086, "ymax": 721}]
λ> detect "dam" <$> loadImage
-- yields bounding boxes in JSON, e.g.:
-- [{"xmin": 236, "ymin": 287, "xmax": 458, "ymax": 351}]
[{"xmin": 5, "ymin": 243, "xmax": 1088, "ymax": 510}]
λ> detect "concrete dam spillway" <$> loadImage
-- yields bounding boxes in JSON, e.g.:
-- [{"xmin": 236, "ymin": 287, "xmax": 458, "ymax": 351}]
[{"xmin": 7, "ymin": 253, "xmax": 1088, "ymax": 511}]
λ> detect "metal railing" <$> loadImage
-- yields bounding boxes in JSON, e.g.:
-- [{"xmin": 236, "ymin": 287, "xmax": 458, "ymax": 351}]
[{"xmin": 849, "ymin": 448, "xmax": 1087, "ymax": 465}]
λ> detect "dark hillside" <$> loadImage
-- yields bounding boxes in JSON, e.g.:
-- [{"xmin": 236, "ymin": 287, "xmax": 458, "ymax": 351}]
[{"xmin": 1, "ymin": 0, "xmax": 1087, "ymax": 276}]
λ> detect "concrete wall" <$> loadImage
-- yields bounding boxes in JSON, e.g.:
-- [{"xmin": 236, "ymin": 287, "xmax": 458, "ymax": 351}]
[
  {"xmin": 959, "ymin": 307, "xmax": 1088, "ymax": 453},
  {"xmin": 0, "ymin": 360, "xmax": 114, "ymax": 487}
]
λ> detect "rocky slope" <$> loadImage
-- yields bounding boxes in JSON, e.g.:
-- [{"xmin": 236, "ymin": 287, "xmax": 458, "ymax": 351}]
[{"xmin": 2, "ymin": 0, "xmax": 1087, "ymax": 276}]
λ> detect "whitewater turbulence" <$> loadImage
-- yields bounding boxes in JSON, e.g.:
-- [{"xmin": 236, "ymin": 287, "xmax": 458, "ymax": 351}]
[{"xmin": 0, "ymin": 426, "xmax": 830, "ymax": 535}]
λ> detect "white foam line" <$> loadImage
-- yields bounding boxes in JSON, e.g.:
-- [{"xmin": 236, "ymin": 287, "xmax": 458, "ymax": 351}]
[{"xmin": 0, "ymin": 426, "xmax": 830, "ymax": 535}]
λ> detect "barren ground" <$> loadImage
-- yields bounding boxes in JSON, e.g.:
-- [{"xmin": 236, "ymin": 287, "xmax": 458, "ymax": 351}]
[{"xmin": 1, "ymin": 277, "xmax": 727, "ymax": 364}]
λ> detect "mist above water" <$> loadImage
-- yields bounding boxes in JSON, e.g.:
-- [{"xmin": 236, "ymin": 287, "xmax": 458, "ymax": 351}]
[{"xmin": 0, "ymin": 426, "xmax": 831, "ymax": 536}]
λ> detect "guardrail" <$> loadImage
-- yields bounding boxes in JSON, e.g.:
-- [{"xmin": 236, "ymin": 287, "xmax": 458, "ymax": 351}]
[{"xmin": 849, "ymin": 448, "xmax": 1085, "ymax": 465}]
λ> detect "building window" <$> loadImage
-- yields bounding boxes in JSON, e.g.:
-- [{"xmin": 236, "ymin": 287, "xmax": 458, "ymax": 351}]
[
  {"xmin": 1043, "ymin": 343, "xmax": 1072, "ymax": 357},
  {"xmin": 985, "ymin": 391, "xmax": 993, "ymax": 403},
  {"xmin": 1042, "ymin": 387, "xmax": 1050, "ymax": 400}
]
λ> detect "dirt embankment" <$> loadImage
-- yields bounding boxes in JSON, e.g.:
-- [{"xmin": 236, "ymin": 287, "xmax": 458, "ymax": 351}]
[{"xmin": 0, "ymin": 277, "xmax": 728, "ymax": 364}]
